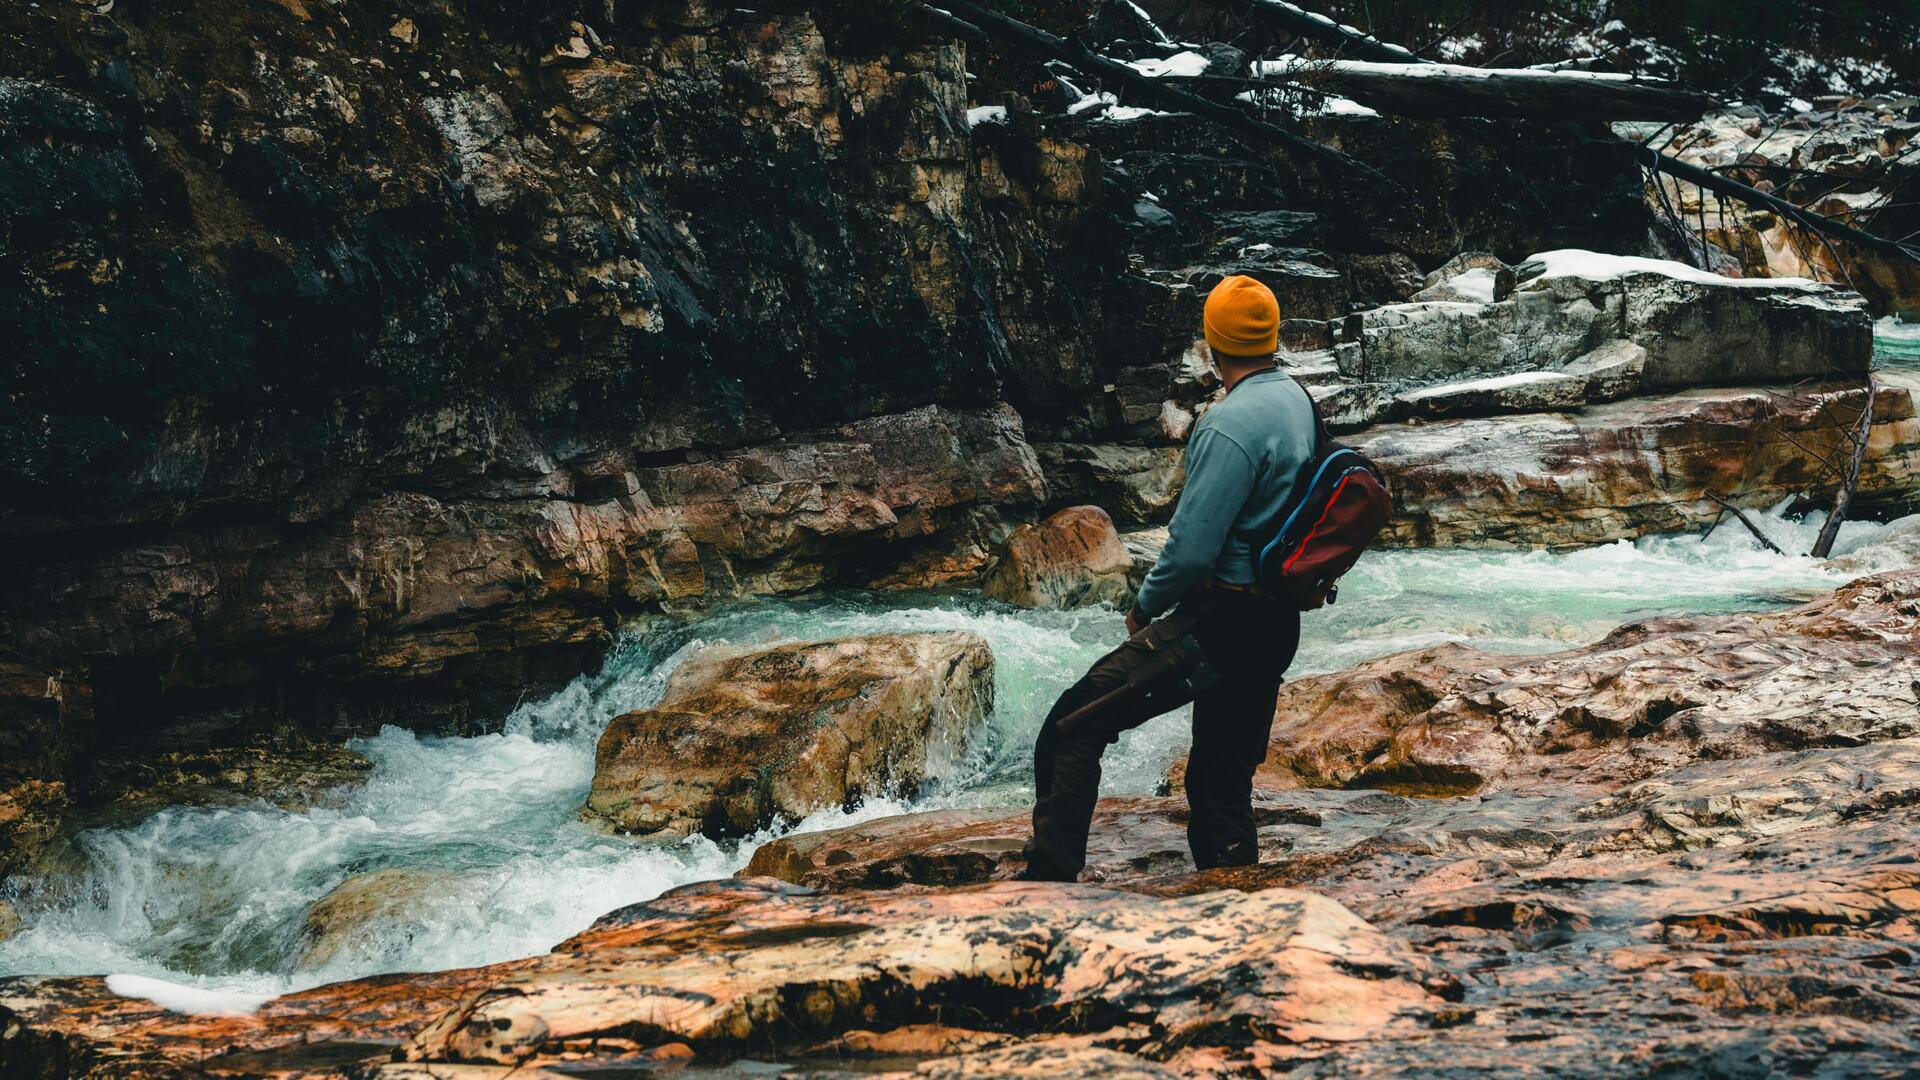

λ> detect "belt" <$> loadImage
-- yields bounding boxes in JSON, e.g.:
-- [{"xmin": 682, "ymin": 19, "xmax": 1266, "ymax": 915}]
[{"xmin": 1207, "ymin": 579, "xmax": 1269, "ymax": 598}]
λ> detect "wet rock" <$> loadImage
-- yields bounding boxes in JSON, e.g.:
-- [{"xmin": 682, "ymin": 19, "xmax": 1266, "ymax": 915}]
[
  {"xmin": 0, "ymin": 900, "xmax": 18, "ymax": 944},
  {"xmin": 744, "ymin": 797, "xmax": 1206, "ymax": 889},
  {"xmin": 1036, "ymin": 444, "xmax": 1184, "ymax": 525},
  {"xmin": 1360, "ymin": 374, "xmax": 1920, "ymax": 548},
  {"xmin": 0, "ymin": 878, "xmax": 1450, "ymax": 1074},
  {"xmin": 981, "ymin": 506, "xmax": 1132, "ymax": 609},
  {"xmin": 1221, "ymin": 571, "xmax": 1920, "ymax": 795},
  {"xmin": 583, "ymin": 633, "xmax": 993, "ymax": 837},
  {"xmin": 0, "ymin": 780, "xmax": 66, "ymax": 880},
  {"xmin": 296, "ymin": 868, "xmax": 464, "ymax": 971},
  {"xmin": 910, "ymin": 1044, "xmax": 1180, "ymax": 1079}
]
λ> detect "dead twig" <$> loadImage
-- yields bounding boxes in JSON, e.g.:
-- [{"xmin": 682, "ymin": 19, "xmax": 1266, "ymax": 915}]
[{"xmin": 1703, "ymin": 491, "xmax": 1787, "ymax": 555}]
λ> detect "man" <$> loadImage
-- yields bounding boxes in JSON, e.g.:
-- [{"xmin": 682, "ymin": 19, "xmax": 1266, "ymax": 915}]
[{"xmin": 1022, "ymin": 274, "xmax": 1316, "ymax": 881}]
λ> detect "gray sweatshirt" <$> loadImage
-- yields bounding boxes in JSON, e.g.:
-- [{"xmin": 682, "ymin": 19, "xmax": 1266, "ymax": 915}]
[{"xmin": 1132, "ymin": 369, "xmax": 1317, "ymax": 620}]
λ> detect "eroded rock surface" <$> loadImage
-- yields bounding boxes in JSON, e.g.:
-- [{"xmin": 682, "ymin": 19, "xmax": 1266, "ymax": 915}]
[
  {"xmin": 0, "ymin": 877, "xmax": 1452, "ymax": 1077},
  {"xmin": 583, "ymin": 633, "xmax": 992, "ymax": 837},
  {"xmin": 1362, "ymin": 375, "xmax": 1920, "ymax": 548},
  {"xmin": 1221, "ymin": 571, "xmax": 1920, "ymax": 795},
  {"xmin": 981, "ymin": 505, "xmax": 1133, "ymax": 609}
]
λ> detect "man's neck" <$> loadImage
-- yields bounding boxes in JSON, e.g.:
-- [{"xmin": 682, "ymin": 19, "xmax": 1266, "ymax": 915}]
[{"xmin": 1218, "ymin": 356, "xmax": 1276, "ymax": 393}]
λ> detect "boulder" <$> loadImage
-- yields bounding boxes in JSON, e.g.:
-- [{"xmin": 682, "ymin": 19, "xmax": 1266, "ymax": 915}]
[
  {"xmin": 583, "ymin": 633, "xmax": 993, "ymax": 837},
  {"xmin": 981, "ymin": 506, "xmax": 1133, "ymax": 609},
  {"xmin": 1412, "ymin": 251, "xmax": 1514, "ymax": 304},
  {"xmin": 1339, "ymin": 251, "xmax": 1872, "ymax": 396},
  {"xmin": 1201, "ymin": 571, "xmax": 1920, "ymax": 797},
  {"xmin": 401, "ymin": 880, "xmax": 1449, "ymax": 1066},
  {"xmin": 295, "ymin": 868, "xmax": 466, "ymax": 972}
]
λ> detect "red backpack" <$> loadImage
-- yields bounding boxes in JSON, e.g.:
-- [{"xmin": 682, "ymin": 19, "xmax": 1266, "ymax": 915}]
[{"xmin": 1256, "ymin": 390, "xmax": 1392, "ymax": 610}]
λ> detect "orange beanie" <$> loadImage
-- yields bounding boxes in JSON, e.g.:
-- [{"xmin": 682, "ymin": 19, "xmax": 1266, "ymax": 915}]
[{"xmin": 1202, "ymin": 275, "xmax": 1280, "ymax": 357}]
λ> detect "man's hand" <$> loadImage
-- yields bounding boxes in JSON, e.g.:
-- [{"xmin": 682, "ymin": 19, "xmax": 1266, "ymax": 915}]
[{"xmin": 1126, "ymin": 609, "xmax": 1146, "ymax": 637}]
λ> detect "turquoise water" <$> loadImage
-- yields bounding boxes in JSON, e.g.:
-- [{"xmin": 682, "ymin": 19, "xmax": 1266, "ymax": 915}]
[{"xmin": 0, "ymin": 504, "xmax": 1910, "ymax": 1009}]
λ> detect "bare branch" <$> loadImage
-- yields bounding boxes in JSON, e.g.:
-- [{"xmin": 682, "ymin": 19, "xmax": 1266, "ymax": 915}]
[{"xmin": 1703, "ymin": 492, "xmax": 1787, "ymax": 555}]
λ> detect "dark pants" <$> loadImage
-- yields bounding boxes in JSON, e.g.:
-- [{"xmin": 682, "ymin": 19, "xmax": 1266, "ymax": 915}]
[{"xmin": 1024, "ymin": 589, "xmax": 1301, "ymax": 880}]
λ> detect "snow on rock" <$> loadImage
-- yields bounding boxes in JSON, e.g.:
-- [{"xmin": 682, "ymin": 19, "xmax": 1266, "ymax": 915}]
[
  {"xmin": 1523, "ymin": 249, "xmax": 1820, "ymax": 289},
  {"xmin": 1253, "ymin": 57, "xmax": 1646, "ymax": 83},
  {"xmin": 105, "ymin": 974, "xmax": 276, "ymax": 1017},
  {"xmin": 1304, "ymin": 94, "xmax": 1380, "ymax": 118},
  {"xmin": 1125, "ymin": 51, "xmax": 1211, "ymax": 79},
  {"xmin": 1067, "ymin": 91, "xmax": 1116, "ymax": 115},
  {"xmin": 1443, "ymin": 266, "xmax": 1498, "ymax": 302},
  {"xmin": 966, "ymin": 105, "xmax": 1008, "ymax": 128}
]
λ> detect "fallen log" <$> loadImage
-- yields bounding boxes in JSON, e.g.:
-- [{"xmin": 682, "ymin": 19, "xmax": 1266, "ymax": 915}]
[
  {"xmin": 1239, "ymin": 0, "xmax": 1423, "ymax": 63},
  {"xmin": 920, "ymin": 1, "xmax": 1393, "ymax": 187},
  {"xmin": 926, "ymin": 0, "xmax": 1920, "ymax": 270},
  {"xmin": 1251, "ymin": 57, "xmax": 1717, "ymax": 122}
]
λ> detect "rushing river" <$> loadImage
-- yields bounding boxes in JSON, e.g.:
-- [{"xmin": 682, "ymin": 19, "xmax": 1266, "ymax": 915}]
[
  {"xmin": 1877, "ymin": 315, "xmax": 1920, "ymax": 370},
  {"xmin": 0, "ymin": 507, "xmax": 1913, "ymax": 1010}
]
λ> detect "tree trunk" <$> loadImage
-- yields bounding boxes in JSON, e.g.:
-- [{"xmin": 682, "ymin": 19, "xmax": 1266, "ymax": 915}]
[
  {"xmin": 1253, "ymin": 58, "xmax": 1717, "ymax": 121},
  {"xmin": 1810, "ymin": 376, "xmax": 1879, "ymax": 559}
]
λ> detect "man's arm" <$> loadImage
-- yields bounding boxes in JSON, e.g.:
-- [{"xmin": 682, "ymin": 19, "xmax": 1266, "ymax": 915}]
[{"xmin": 1131, "ymin": 428, "xmax": 1256, "ymax": 622}]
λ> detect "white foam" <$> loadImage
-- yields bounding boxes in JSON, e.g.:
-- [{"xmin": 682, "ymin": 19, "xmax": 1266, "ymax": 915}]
[
  {"xmin": 1875, "ymin": 315, "xmax": 1920, "ymax": 342},
  {"xmin": 105, "ymin": 973, "xmax": 275, "ymax": 1016}
]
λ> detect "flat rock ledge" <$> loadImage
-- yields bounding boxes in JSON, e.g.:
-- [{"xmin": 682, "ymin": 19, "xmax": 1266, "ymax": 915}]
[
  {"xmin": 0, "ymin": 878, "xmax": 1454, "ymax": 1078},
  {"xmin": 583, "ymin": 632, "xmax": 993, "ymax": 838}
]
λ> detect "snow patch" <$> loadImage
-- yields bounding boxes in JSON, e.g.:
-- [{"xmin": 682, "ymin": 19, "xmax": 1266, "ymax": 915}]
[
  {"xmin": 106, "ymin": 974, "xmax": 276, "ymax": 1017},
  {"xmin": 966, "ymin": 105, "xmax": 1008, "ymax": 128},
  {"xmin": 1126, "ymin": 51, "xmax": 1210, "ymax": 79},
  {"xmin": 1399, "ymin": 370, "xmax": 1579, "ymax": 400},
  {"xmin": 1445, "ymin": 266, "xmax": 1498, "ymax": 303},
  {"xmin": 1524, "ymin": 249, "xmax": 1819, "ymax": 289},
  {"xmin": 1067, "ymin": 91, "xmax": 1116, "ymax": 115}
]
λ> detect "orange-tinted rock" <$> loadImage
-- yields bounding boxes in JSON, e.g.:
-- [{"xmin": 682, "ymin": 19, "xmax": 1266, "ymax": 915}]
[
  {"xmin": 1358, "ymin": 376, "xmax": 1920, "ymax": 549},
  {"xmin": 583, "ymin": 633, "xmax": 993, "ymax": 837},
  {"xmin": 981, "ymin": 506, "xmax": 1133, "ymax": 609},
  {"xmin": 1178, "ymin": 571, "xmax": 1920, "ymax": 796},
  {"xmin": 0, "ymin": 878, "xmax": 1451, "ymax": 1075}
]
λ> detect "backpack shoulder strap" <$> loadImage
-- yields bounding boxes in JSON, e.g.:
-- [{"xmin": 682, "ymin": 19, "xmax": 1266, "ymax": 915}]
[{"xmin": 1298, "ymin": 381, "xmax": 1332, "ymax": 452}]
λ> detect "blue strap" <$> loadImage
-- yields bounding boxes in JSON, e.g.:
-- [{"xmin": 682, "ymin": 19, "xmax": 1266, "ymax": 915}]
[{"xmin": 1267, "ymin": 448, "xmax": 1362, "ymax": 554}]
